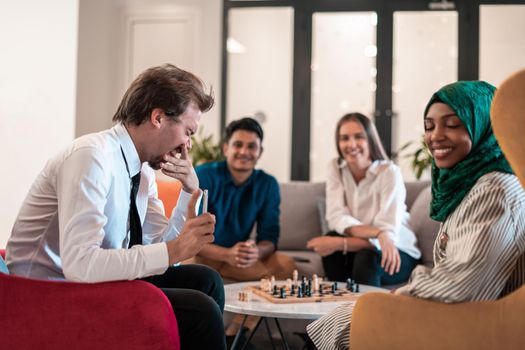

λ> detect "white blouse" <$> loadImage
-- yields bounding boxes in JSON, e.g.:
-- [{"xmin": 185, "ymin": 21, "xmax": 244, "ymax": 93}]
[{"xmin": 325, "ymin": 158, "xmax": 420, "ymax": 259}]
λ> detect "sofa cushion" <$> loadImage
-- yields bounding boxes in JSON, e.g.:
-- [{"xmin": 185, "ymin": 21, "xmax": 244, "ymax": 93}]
[
  {"xmin": 279, "ymin": 182, "xmax": 325, "ymax": 250},
  {"xmin": 316, "ymin": 196, "xmax": 330, "ymax": 234},
  {"xmin": 405, "ymin": 181, "xmax": 431, "ymax": 211},
  {"xmin": 408, "ymin": 186, "xmax": 440, "ymax": 267},
  {"xmin": 279, "ymin": 250, "xmax": 324, "ymax": 278}
]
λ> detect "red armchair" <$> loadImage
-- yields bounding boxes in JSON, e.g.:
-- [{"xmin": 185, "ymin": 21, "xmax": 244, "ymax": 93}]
[{"xmin": 0, "ymin": 249, "xmax": 180, "ymax": 350}]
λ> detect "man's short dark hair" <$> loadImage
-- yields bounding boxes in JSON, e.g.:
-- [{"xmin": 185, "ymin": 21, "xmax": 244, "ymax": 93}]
[
  {"xmin": 223, "ymin": 117, "xmax": 264, "ymax": 143},
  {"xmin": 113, "ymin": 64, "xmax": 214, "ymax": 126}
]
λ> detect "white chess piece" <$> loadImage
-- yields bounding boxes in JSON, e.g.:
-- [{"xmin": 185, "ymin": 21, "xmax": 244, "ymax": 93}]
[
  {"xmin": 313, "ymin": 275, "xmax": 319, "ymax": 293},
  {"xmin": 292, "ymin": 269, "xmax": 298, "ymax": 286},
  {"xmin": 286, "ymin": 278, "xmax": 292, "ymax": 290}
]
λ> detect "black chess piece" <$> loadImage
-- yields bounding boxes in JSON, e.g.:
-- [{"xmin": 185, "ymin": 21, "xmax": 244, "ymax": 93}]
[
  {"xmin": 298, "ymin": 286, "xmax": 303, "ymax": 298},
  {"xmin": 273, "ymin": 285, "xmax": 278, "ymax": 295},
  {"xmin": 355, "ymin": 283, "xmax": 360, "ymax": 293},
  {"xmin": 346, "ymin": 278, "xmax": 354, "ymax": 291},
  {"xmin": 280, "ymin": 287, "xmax": 286, "ymax": 299},
  {"xmin": 331, "ymin": 283, "xmax": 336, "ymax": 294},
  {"xmin": 291, "ymin": 285, "xmax": 295, "ymax": 295}
]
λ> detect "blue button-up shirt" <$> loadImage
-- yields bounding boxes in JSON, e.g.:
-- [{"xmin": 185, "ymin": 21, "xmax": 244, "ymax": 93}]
[{"xmin": 196, "ymin": 161, "xmax": 280, "ymax": 248}]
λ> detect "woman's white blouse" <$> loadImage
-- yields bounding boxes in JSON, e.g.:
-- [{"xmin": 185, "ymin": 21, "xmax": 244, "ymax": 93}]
[{"xmin": 325, "ymin": 158, "xmax": 421, "ymax": 259}]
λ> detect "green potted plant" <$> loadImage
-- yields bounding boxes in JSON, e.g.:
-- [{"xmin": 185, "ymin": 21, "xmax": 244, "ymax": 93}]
[
  {"xmin": 394, "ymin": 137, "xmax": 433, "ymax": 180},
  {"xmin": 190, "ymin": 128, "xmax": 223, "ymax": 166}
]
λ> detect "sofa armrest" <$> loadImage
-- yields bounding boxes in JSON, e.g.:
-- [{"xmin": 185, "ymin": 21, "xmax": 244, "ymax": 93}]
[
  {"xmin": 350, "ymin": 287, "xmax": 525, "ymax": 350},
  {"xmin": 0, "ymin": 273, "xmax": 180, "ymax": 350}
]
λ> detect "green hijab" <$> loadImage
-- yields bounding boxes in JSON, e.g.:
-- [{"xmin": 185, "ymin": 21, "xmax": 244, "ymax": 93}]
[{"xmin": 425, "ymin": 81, "xmax": 513, "ymax": 222}]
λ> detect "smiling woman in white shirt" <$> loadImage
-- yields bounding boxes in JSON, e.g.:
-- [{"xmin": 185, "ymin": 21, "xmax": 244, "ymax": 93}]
[{"xmin": 307, "ymin": 112, "xmax": 421, "ymax": 286}]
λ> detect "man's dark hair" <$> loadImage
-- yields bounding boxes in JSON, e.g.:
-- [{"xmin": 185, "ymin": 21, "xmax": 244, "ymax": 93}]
[
  {"xmin": 223, "ymin": 117, "xmax": 264, "ymax": 143},
  {"xmin": 113, "ymin": 64, "xmax": 214, "ymax": 126}
]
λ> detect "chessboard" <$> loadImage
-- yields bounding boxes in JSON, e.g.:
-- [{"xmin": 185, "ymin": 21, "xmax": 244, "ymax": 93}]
[{"xmin": 243, "ymin": 273, "xmax": 362, "ymax": 304}]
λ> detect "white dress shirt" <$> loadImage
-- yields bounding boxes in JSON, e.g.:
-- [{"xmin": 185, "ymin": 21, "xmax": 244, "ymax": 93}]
[
  {"xmin": 7, "ymin": 123, "xmax": 194, "ymax": 282},
  {"xmin": 325, "ymin": 158, "xmax": 420, "ymax": 259}
]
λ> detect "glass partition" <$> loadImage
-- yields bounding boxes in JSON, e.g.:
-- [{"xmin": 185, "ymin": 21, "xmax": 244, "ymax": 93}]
[
  {"xmin": 227, "ymin": 7, "xmax": 294, "ymax": 181},
  {"xmin": 310, "ymin": 12, "xmax": 377, "ymax": 182},
  {"xmin": 392, "ymin": 11, "xmax": 458, "ymax": 180}
]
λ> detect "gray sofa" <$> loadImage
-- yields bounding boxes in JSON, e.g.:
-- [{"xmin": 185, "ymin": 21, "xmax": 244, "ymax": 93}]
[{"xmin": 277, "ymin": 181, "xmax": 440, "ymax": 278}]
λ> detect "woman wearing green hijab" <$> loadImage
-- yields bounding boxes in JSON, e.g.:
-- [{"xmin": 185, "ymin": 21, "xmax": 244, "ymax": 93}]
[{"xmin": 306, "ymin": 81, "xmax": 525, "ymax": 350}]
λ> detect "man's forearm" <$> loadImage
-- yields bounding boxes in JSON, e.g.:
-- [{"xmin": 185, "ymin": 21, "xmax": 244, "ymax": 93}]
[
  {"xmin": 257, "ymin": 240, "xmax": 275, "ymax": 260},
  {"xmin": 197, "ymin": 243, "xmax": 229, "ymax": 262}
]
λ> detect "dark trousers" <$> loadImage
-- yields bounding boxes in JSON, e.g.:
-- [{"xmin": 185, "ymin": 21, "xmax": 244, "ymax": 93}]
[
  {"xmin": 142, "ymin": 264, "xmax": 226, "ymax": 349},
  {"xmin": 322, "ymin": 232, "xmax": 419, "ymax": 286}
]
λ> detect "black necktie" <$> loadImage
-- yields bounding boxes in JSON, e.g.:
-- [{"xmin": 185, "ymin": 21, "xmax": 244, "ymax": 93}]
[{"xmin": 128, "ymin": 172, "xmax": 142, "ymax": 248}]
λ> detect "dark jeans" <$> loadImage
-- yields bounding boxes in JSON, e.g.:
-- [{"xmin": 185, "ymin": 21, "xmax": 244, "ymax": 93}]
[
  {"xmin": 322, "ymin": 231, "xmax": 419, "ymax": 286},
  {"xmin": 142, "ymin": 264, "xmax": 226, "ymax": 350}
]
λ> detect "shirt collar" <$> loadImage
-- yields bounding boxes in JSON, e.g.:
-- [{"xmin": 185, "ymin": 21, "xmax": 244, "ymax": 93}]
[
  {"xmin": 338, "ymin": 159, "xmax": 382, "ymax": 179},
  {"xmin": 114, "ymin": 123, "xmax": 142, "ymax": 178},
  {"xmin": 220, "ymin": 160, "xmax": 255, "ymax": 187},
  {"xmin": 366, "ymin": 160, "xmax": 381, "ymax": 175}
]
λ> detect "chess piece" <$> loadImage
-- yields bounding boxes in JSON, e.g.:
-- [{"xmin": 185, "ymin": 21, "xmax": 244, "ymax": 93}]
[
  {"xmin": 280, "ymin": 287, "xmax": 286, "ymax": 299},
  {"xmin": 261, "ymin": 278, "xmax": 268, "ymax": 292},
  {"xmin": 292, "ymin": 269, "xmax": 298, "ymax": 285},
  {"xmin": 273, "ymin": 285, "xmax": 278, "ymax": 295},
  {"xmin": 347, "ymin": 278, "xmax": 358, "ymax": 292},
  {"xmin": 270, "ymin": 275, "xmax": 276, "ymax": 290},
  {"xmin": 313, "ymin": 275, "xmax": 319, "ymax": 293},
  {"xmin": 238, "ymin": 290, "xmax": 252, "ymax": 302},
  {"xmin": 291, "ymin": 285, "xmax": 295, "ymax": 295},
  {"xmin": 286, "ymin": 278, "xmax": 292, "ymax": 291}
]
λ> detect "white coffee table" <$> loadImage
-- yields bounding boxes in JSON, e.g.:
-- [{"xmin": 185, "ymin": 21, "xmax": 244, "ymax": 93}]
[{"xmin": 224, "ymin": 281, "xmax": 387, "ymax": 349}]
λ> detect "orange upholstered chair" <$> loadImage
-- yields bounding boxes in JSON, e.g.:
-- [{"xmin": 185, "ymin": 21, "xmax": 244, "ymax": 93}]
[
  {"xmin": 350, "ymin": 69, "xmax": 525, "ymax": 350},
  {"xmin": 157, "ymin": 180, "xmax": 183, "ymax": 217}
]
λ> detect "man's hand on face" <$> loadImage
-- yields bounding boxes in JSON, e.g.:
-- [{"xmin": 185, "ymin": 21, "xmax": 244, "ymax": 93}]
[
  {"xmin": 166, "ymin": 190, "xmax": 215, "ymax": 264},
  {"xmin": 226, "ymin": 239, "xmax": 259, "ymax": 268},
  {"xmin": 160, "ymin": 145, "xmax": 199, "ymax": 193}
]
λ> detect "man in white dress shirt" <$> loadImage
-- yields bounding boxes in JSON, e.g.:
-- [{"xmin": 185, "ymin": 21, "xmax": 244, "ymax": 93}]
[{"xmin": 6, "ymin": 64, "xmax": 226, "ymax": 349}]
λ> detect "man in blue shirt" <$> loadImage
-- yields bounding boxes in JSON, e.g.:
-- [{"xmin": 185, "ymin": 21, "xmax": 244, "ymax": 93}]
[{"xmin": 195, "ymin": 117, "xmax": 296, "ymax": 282}]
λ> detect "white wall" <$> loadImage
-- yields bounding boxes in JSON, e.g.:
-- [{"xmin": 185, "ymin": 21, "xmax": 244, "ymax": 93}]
[
  {"xmin": 76, "ymin": 0, "xmax": 222, "ymax": 138},
  {"xmin": 480, "ymin": 5, "xmax": 525, "ymax": 87},
  {"xmin": 75, "ymin": 0, "xmax": 121, "ymax": 136},
  {"xmin": 0, "ymin": 0, "xmax": 79, "ymax": 247}
]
